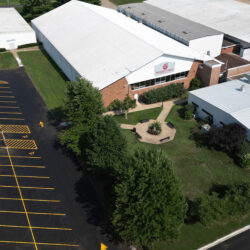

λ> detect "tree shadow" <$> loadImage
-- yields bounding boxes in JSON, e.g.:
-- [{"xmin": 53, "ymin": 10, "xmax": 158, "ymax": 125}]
[{"xmin": 74, "ymin": 174, "xmax": 122, "ymax": 244}]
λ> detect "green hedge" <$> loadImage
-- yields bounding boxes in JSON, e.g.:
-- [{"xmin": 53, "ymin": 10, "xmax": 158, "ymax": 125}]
[
  {"xmin": 0, "ymin": 48, "xmax": 6, "ymax": 53},
  {"xmin": 139, "ymin": 83, "xmax": 185, "ymax": 104},
  {"xmin": 197, "ymin": 183, "xmax": 250, "ymax": 225},
  {"xmin": 18, "ymin": 43, "xmax": 39, "ymax": 49}
]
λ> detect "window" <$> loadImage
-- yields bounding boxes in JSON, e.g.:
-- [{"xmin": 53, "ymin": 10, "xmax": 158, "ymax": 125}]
[
  {"xmin": 220, "ymin": 121, "xmax": 226, "ymax": 126},
  {"xmin": 192, "ymin": 102, "xmax": 199, "ymax": 108},
  {"xmin": 202, "ymin": 109, "xmax": 213, "ymax": 117}
]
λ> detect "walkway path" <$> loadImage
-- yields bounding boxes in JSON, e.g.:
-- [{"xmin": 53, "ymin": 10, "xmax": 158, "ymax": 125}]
[
  {"xmin": 101, "ymin": 0, "xmax": 116, "ymax": 9},
  {"xmin": 119, "ymin": 99, "xmax": 186, "ymax": 144}
]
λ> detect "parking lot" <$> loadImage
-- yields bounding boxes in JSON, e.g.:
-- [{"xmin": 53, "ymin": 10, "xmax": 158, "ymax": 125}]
[{"xmin": 0, "ymin": 79, "xmax": 80, "ymax": 249}]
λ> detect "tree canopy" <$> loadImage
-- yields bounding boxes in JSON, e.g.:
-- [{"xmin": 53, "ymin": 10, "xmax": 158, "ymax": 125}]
[
  {"xmin": 112, "ymin": 149, "xmax": 187, "ymax": 248},
  {"xmin": 80, "ymin": 115, "xmax": 128, "ymax": 176}
]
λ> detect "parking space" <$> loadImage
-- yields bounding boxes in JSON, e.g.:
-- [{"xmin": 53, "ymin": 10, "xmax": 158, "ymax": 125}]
[{"xmin": 0, "ymin": 80, "xmax": 80, "ymax": 249}]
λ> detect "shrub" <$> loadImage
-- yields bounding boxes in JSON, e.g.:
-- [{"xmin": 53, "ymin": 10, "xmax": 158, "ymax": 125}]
[
  {"xmin": 107, "ymin": 99, "xmax": 123, "ymax": 112},
  {"xmin": 0, "ymin": 48, "xmax": 6, "ymax": 53},
  {"xmin": 189, "ymin": 78, "xmax": 203, "ymax": 90},
  {"xmin": 139, "ymin": 83, "xmax": 185, "ymax": 104},
  {"xmin": 208, "ymin": 123, "xmax": 247, "ymax": 154},
  {"xmin": 197, "ymin": 183, "xmax": 250, "ymax": 225},
  {"xmin": 148, "ymin": 121, "xmax": 162, "ymax": 135},
  {"xmin": 18, "ymin": 43, "xmax": 39, "ymax": 49},
  {"xmin": 184, "ymin": 104, "xmax": 195, "ymax": 120},
  {"xmin": 236, "ymin": 142, "xmax": 250, "ymax": 168}
]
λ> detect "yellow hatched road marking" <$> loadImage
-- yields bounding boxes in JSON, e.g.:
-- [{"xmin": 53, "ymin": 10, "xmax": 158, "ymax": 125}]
[
  {"xmin": 0, "ymin": 155, "xmax": 41, "ymax": 159},
  {"xmin": 0, "ymin": 81, "xmax": 8, "ymax": 84},
  {"xmin": 0, "ymin": 185, "xmax": 54, "ymax": 190},
  {"xmin": 0, "ymin": 174, "xmax": 49, "ymax": 179},
  {"xmin": 0, "ymin": 197, "xmax": 60, "ymax": 202},
  {"xmin": 0, "ymin": 139, "xmax": 37, "ymax": 150},
  {"xmin": 1, "ymin": 132, "xmax": 38, "ymax": 250},
  {"xmin": 0, "ymin": 96, "xmax": 14, "ymax": 98},
  {"xmin": 0, "ymin": 210, "xmax": 66, "ymax": 216},
  {"xmin": 0, "ymin": 125, "xmax": 30, "ymax": 134},
  {"xmin": 0, "ymin": 240, "xmax": 79, "ymax": 247},
  {"xmin": 0, "ymin": 224, "xmax": 72, "ymax": 230},
  {"xmin": 0, "ymin": 164, "xmax": 45, "ymax": 168}
]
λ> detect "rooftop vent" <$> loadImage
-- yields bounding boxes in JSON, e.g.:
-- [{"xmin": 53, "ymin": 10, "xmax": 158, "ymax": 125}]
[
  {"xmin": 245, "ymin": 74, "xmax": 250, "ymax": 83},
  {"xmin": 183, "ymin": 30, "xmax": 190, "ymax": 34},
  {"xmin": 158, "ymin": 20, "xmax": 165, "ymax": 23},
  {"xmin": 239, "ymin": 85, "xmax": 246, "ymax": 92},
  {"xmin": 141, "ymin": 13, "xmax": 145, "ymax": 15}
]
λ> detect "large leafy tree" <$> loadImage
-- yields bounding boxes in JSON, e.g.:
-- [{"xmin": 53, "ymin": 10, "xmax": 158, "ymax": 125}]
[
  {"xmin": 55, "ymin": 0, "xmax": 101, "ymax": 7},
  {"xmin": 80, "ymin": 115, "xmax": 127, "ymax": 176},
  {"xmin": 60, "ymin": 78, "xmax": 104, "ymax": 155},
  {"xmin": 64, "ymin": 78, "xmax": 104, "ymax": 125},
  {"xmin": 112, "ymin": 149, "xmax": 187, "ymax": 248},
  {"xmin": 20, "ymin": 0, "xmax": 53, "ymax": 22}
]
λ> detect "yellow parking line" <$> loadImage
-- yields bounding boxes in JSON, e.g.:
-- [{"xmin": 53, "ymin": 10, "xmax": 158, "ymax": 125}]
[
  {"xmin": 0, "ymin": 91, "xmax": 12, "ymax": 93},
  {"xmin": 0, "ymin": 112, "xmax": 22, "ymax": 114},
  {"xmin": 0, "ymin": 106, "xmax": 19, "ymax": 108},
  {"xmin": 0, "ymin": 240, "xmax": 79, "ymax": 247},
  {"xmin": 0, "ymin": 224, "xmax": 72, "ymax": 230},
  {"xmin": 0, "ymin": 118, "xmax": 24, "ymax": 120},
  {"xmin": 0, "ymin": 81, "xmax": 8, "ymax": 84},
  {"xmin": 0, "ymin": 96, "xmax": 14, "ymax": 98},
  {"xmin": 0, "ymin": 197, "xmax": 60, "ymax": 202},
  {"xmin": 0, "ymin": 155, "xmax": 41, "ymax": 159},
  {"xmin": 0, "ymin": 101, "xmax": 16, "ymax": 103},
  {"xmin": 0, "ymin": 164, "xmax": 45, "ymax": 168},
  {"xmin": 2, "ymin": 132, "xmax": 38, "ymax": 250},
  {"xmin": 0, "ymin": 87, "xmax": 10, "ymax": 89},
  {"xmin": 0, "ymin": 185, "xmax": 54, "ymax": 190},
  {"xmin": 0, "ymin": 174, "xmax": 50, "ymax": 179},
  {"xmin": 0, "ymin": 210, "xmax": 66, "ymax": 216}
]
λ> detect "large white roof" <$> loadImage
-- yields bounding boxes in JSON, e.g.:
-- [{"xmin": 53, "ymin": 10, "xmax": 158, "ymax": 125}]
[
  {"xmin": 32, "ymin": 0, "xmax": 210, "ymax": 90},
  {"xmin": 190, "ymin": 79, "xmax": 250, "ymax": 129},
  {"xmin": 146, "ymin": 0, "xmax": 250, "ymax": 45},
  {"xmin": 0, "ymin": 8, "xmax": 34, "ymax": 34}
]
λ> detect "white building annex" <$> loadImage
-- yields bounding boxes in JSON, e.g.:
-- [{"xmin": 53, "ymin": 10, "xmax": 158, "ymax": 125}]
[
  {"xmin": 188, "ymin": 78, "xmax": 250, "ymax": 140},
  {"xmin": 31, "ymin": 0, "xmax": 214, "ymax": 106},
  {"xmin": 0, "ymin": 8, "xmax": 36, "ymax": 50},
  {"xmin": 146, "ymin": 0, "xmax": 250, "ymax": 61}
]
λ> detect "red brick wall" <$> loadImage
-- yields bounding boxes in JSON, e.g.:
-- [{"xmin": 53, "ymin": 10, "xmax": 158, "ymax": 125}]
[
  {"xmin": 198, "ymin": 64, "xmax": 221, "ymax": 86},
  {"xmin": 101, "ymin": 77, "xmax": 130, "ymax": 107},
  {"xmin": 227, "ymin": 64, "xmax": 250, "ymax": 78},
  {"xmin": 221, "ymin": 47, "xmax": 234, "ymax": 54},
  {"xmin": 101, "ymin": 60, "xmax": 201, "ymax": 107}
]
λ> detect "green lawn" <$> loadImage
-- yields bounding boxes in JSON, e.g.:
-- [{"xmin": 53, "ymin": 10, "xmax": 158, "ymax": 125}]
[
  {"xmin": 0, "ymin": 0, "xmax": 20, "ymax": 5},
  {"xmin": 121, "ymin": 104, "xmax": 250, "ymax": 249},
  {"xmin": 110, "ymin": 0, "xmax": 143, "ymax": 5},
  {"xmin": 122, "ymin": 105, "xmax": 250, "ymax": 199},
  {"xmin": 18, "ymin": 50, "xmax": 68, "ymax": 110},
  {"xmin": 0, "ymin": 52, "xmax": 18, "ymax": 70},
  {"xmin": 113, "ymin": 107, "xmax": 162, "ymax": 125}
]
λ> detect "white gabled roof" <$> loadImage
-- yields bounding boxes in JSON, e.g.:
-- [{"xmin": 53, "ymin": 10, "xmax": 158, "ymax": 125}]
[
  {"xmin": 0, "ymin": 8, "xmax": 34, "ymax": 34},
  {"xmin": 190, "ymin": 80, "xmax": 250, "ymax": 129},
  {"xmin": 32, "ymin": 0, "xmax": 210, "ymax": 90}
]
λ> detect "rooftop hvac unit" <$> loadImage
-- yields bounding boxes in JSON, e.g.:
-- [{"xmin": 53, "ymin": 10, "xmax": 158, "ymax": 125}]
[
  {"xmin": 245, "ymin": 74, "xmax": 250, "ymax": 83},
  {"xmin": 239, "ymin": 85, "xmax": 246, "ymax": 92}
]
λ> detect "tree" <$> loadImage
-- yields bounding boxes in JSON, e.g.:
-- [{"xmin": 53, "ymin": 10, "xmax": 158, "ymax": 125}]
[
  {"xmin": 55, "ymin": 0, "xmax": 101, "ymax": 7},
  {"xmin": 60, "ymin": 78, "xmax": 104, "ymax": 155},
  {"xmin": 80, "ymin": 115, "xmax": 127, "ymax": 176},
  {"xmin": 20, "ymin": 0, "xmax": 53, "ymax": 22},
  {"xmin": 189, "ymin": 78, "xmax": 203, "ymax": 91},
  {"xmin": 183, "ymin": 104, "xmax": 195, "ymax": 120},
  {"xmin": 108, "ymin": 95, "xmax": 136, "ymax": 119},
  {"xmin": 112, "ymin": 149, "xmax": 187, "ymax": 248},
  {"xmin": 122, "ymin": 95, "xmax": 136, "ymax": 119},
  {"xmin": 64, "ymin": 78, "xmax": 104, "ymax": 125}
]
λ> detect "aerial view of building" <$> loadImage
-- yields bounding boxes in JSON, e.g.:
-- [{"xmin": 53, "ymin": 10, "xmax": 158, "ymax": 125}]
[
  {"xmin": 0, "ymin": 8, "xmax": 36, "ymax": 50},
  {"xmin": 189, "ymin": 76, "xmax": 250, "ymax": 140},
  {"xmin": 0, "ymin": 0, "xmax": 249, "ymax": 250}
]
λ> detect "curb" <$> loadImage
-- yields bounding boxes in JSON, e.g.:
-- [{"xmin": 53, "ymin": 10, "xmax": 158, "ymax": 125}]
[{"xmin": 198, "ymin": 225, "xmax": 250, "ymax": 250}]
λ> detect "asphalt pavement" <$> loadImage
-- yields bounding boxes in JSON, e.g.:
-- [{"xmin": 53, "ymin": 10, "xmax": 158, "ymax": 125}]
[{"xmin": 0, "ymin": 68, "xmax": 123, "ymax": 250}]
